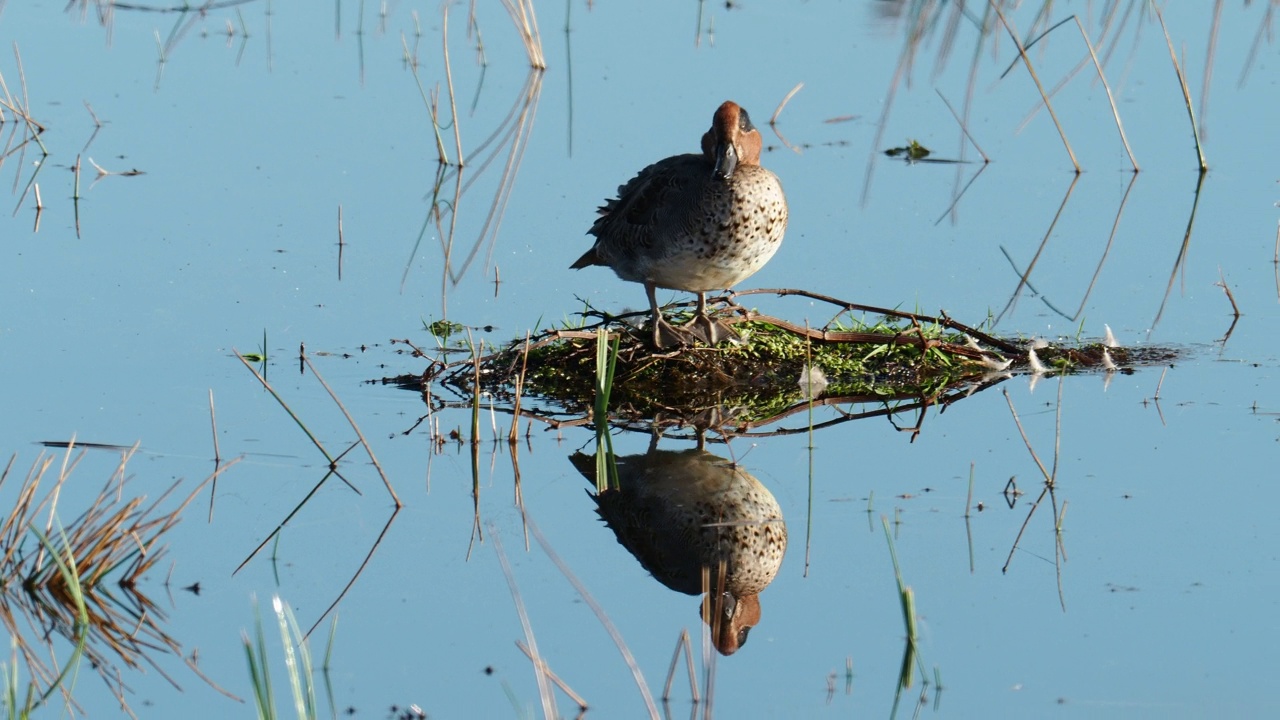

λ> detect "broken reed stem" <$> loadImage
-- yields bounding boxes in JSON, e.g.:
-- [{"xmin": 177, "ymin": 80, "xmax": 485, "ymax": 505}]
[
  {"xmin": 1154, "ymin": 6, "xmax": 1208, "ymax": 172},
  {"xmin": 233, "ymin": 350, "xmax": 338, "ymax": 468},
  {"xmin": 988, "ymin": 0, "xmax": 1080, "ymax": 173},
  {"xmin": 768, "ymin": 82, "xmax": 804, "ymax": 154},
  {"xmin": 301, "ymin": 353, "xmax": 402, "ymax": 507},
  {"xmin": 1071, "ymin": 16, "xmax": 1138, "ymax": 172},
  {"xmin": 1215, "ymin": 268, "xmax": 1240, "ymax": 318}
]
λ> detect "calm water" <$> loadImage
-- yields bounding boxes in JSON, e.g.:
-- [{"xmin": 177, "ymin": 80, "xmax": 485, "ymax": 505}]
[{"xmin": 2, "ymin": 2, "xmax": 1278, "ymax": 718}]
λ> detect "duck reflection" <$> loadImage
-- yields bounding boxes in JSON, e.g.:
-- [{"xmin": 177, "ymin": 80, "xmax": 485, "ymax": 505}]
[{"xmin": 571, "ymin": 435, "xmax": 787, "ymax": 655}]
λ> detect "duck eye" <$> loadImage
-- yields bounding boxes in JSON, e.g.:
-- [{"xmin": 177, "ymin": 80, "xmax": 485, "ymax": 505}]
[
  {"xmin": 738, "ymin": 108, "xmax": 755, "ymax": 132},
  {"xmin": 736, "ymin": 626, "xmax": 752, "ymax": 648}
]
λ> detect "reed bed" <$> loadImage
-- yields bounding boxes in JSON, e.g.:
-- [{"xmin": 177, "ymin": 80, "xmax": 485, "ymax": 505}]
[{"xmin": 0, "ymin": 443, "xmax": 240, "ymax": 717}]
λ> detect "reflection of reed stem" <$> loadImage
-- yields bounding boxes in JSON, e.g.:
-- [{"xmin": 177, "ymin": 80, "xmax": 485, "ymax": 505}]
[{"xmin": 442, "ymin": 3, "xmax": 465, "ymax": 167}]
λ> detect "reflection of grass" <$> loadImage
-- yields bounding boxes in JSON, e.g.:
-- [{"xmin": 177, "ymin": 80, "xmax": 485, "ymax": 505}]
[
  {"xmin": 0, "ymin": 443, "xmax": 239, "ymax": 717},
  {"xmin": 400, "ymin": 0, "xmax": 547, "ymax": 312},
  {"xmin": 881, "ymin": 515, "xmax": 940, "ymax": 716},
  {"xmin": 591, "ymin": 328, "xmax": 621, "ymax": 493}
]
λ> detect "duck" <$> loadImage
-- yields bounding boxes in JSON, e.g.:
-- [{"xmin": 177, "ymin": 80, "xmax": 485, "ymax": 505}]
[
  {"xmin": 572, "ymin": 438, "xmax": 787, "ymax": 655},
  {"xmin": 571, "ymin": 100, "xmax": 788, "ymax": 348}
]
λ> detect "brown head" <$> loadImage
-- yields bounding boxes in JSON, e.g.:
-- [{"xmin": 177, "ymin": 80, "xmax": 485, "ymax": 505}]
[
  {"xmin": 702, "ymin": 591, "xmax": 763, "ymax": 656},
  {"xmin": 700, "ymin": 101, "xmax": 764, "ymax": 180}
]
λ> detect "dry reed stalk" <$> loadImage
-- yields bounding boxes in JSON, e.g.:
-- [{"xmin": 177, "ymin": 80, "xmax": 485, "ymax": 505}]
[
  {"xmin": 988, "ymin": 1, "xmax": 1080, "ymax": 172},
  {"xmin": 300, "ymin": 352, "xmax": 401, "ymax": 507},
  {"xmin": 1199, "ymin": 0, "xmax": 1223, "ymax": 140},
  {"xmin": 1215, "ymin": 268, "xmax": 1240, "ymax": 318},
  {"xmin": 768, "ymin": 82, "xmax": 804, "ymax": 154},
  {"xmin": 442, "ymin": 3, "xmax": 465, "ymax": 167},
  {"xmin": 1070, "ymin": 16, "xmax": 1138, "ymax": 171},
  {"xmin": 234, "ymin": 350, "xmax": 338, "ymax": 468},
  {"xmin": 1154, "ymin": 6, "xmax": 1208, "ymax": 171},
  {"xmin": 402, "ymin": 32, "xmax": 452, "ymax": 165},
  {"xmin": 501, "ymin": 0, "xmax": 546, "ymax": 69},
  {"xmin": 73, "ymin": 154, "xmax": 82, "ymax": 237},
  {"xmin": 11, "ymin": 43, "xmax": 47, "ymax": 143},
  {"xmin": 770, "ymin": 82, "xmax": 803, "ymax": 125},
  {"xmin": 3, "ymin": 447, "xmax": 243, "ymax": 710}
]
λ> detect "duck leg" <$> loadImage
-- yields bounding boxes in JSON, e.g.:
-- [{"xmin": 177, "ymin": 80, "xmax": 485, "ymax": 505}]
[
  {"xmin": 646, "ymin": 283, "xmax": 692, "ymax": 349},
  {"xmin": 686, "ymin": 292, "xmax": 741, "ymax": 345}
]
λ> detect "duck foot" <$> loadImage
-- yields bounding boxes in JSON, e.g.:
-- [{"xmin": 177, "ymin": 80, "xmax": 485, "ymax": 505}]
[
  {"xmin": 684, "ymin": 314, "xmax": 740, "ymax": 346},
  {"xmin": 652, "ymin": 317, "xmax": 695, "ymax": 349}
]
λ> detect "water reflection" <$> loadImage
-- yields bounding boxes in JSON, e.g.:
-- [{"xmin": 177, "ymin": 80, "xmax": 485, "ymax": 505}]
[{"xmin": 571, "ymin": 434, "xmax": 786, "ymax": 655}]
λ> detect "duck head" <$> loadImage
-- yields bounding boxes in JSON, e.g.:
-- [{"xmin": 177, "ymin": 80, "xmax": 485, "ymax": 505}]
[{"xmin": 701, "ymin": 100, "xmax": 764, "ymax": 180}]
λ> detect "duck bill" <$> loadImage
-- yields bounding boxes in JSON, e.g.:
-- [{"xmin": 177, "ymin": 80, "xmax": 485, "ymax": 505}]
[{"xmin": 712, "ymin": 141, "xmax": 739, "ymax": 179}]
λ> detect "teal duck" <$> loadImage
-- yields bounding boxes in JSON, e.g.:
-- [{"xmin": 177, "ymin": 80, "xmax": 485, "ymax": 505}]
[{"xmin": 571, "ymin": 100, "xmax": 788, "ymax": 348}]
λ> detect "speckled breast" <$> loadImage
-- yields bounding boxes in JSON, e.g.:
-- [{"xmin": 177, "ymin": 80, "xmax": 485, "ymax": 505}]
[{"xmin": 647, "ymin": 166, "xmax": 788, "ymax": 293}]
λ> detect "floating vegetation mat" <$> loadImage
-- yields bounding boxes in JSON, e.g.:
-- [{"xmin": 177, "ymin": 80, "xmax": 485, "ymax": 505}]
[{"xmin": 382, "ymin": 290, "xmax": 1181, "ymax": 431}]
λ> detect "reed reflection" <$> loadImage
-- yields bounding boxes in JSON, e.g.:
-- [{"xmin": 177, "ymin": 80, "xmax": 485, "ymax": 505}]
[{"xmin": 571, "ymin": 433, "xmax": 786, "ymax": 655}]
